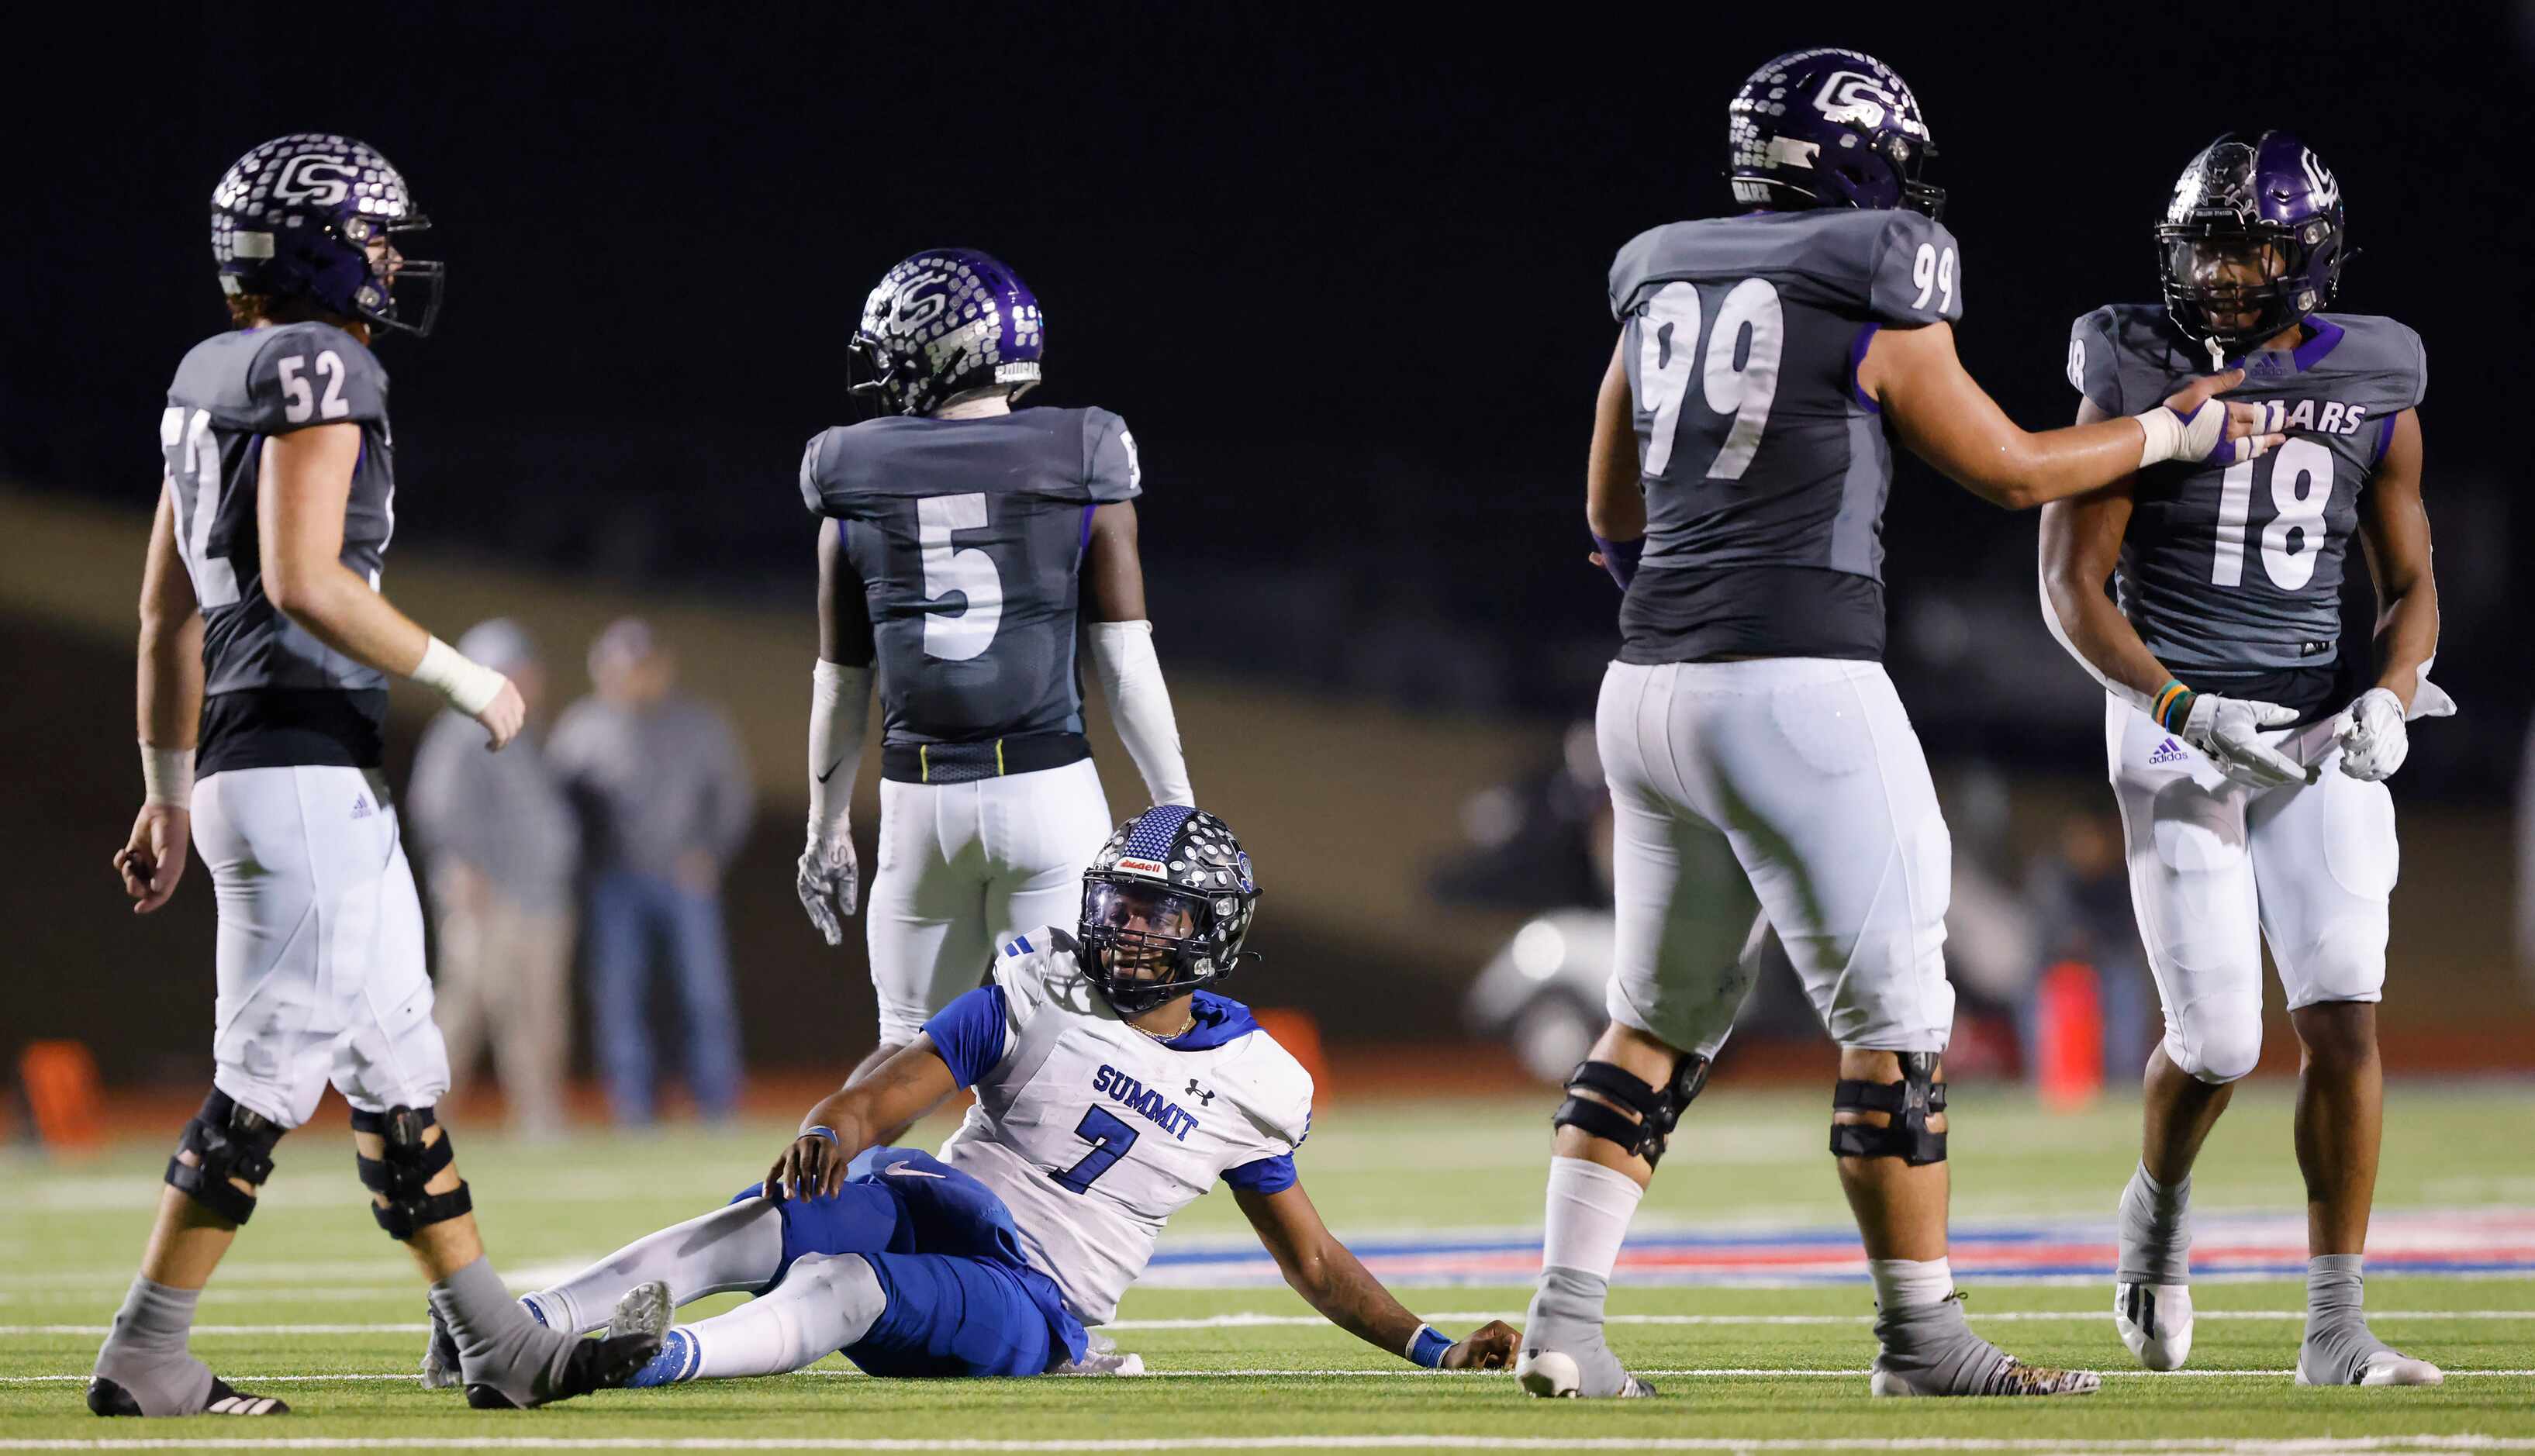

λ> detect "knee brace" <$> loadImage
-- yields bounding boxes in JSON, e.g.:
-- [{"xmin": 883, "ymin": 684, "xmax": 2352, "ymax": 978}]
[
  {"xmin": 165, "ymin": 1090, "xmax": 284, "ymax": 1225},
  {"xmin": 351, "ymin": 1105, "xmax": 474, "ymax": 1240},
  {"xmin": 1551, "ymin": 1055, "xmax": 1711, "ymax": 1168},
  {"xmin": 1829, "ymin": 1051, "xmax": 1947, "ymax": 1165}
]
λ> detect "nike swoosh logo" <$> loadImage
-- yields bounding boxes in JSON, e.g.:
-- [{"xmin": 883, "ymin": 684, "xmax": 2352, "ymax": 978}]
[
  {"xmin": 884, "ymin": 1161, "xmax": 945, "ymax": 1179},
  {"xmin": 815, "ymin": 757, "xmax": 845, "ymax": 784}
]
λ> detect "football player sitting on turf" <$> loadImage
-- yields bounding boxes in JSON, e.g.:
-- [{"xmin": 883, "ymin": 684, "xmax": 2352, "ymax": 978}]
[{"xmin": 427, "ymin": 806, "xmax": 1518, "ymax": 1385}]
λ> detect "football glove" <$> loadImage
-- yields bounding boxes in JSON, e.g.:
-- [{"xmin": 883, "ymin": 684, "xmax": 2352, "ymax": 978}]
[
  {"xmin": 2181, "ymin": 693, "xmax": 2312, "ymax": 789},
  {"xmin": 795, "ymin": 831, "xmax": 858, "ymax": 947},
  {"xmin": 2333, "ymin": 688, "xmax": 2409, "ymax": 782}
]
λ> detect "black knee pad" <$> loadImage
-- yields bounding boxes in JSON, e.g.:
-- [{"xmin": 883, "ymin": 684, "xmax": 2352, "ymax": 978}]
[
  {"xmin": 350, "ymin": 1105, "xmax": 473, "ymax": 1240},
  {"xmin": 1829, "ymin": 1051, "xmax": 1947, "ymax": 1165},
  {"xmin": 165, "ymin": 1090, "xmax": 284, "ymax": 1225},
  {"xmin": 1551, "ymin": 1054, "xmax": 1711, "ymax": 1168}
]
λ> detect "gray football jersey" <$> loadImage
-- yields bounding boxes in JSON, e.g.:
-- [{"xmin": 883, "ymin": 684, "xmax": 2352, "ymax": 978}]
[
  {"xmin": 2068, "ymin": 306, "xmax": 2425, "ymax": 705},
  {"xmin": 1607, "ymin": 208, "xmax": 1963, "ymax": 663},
  {"xmin": 800, "ymin": 407, "xmax": 1140, "ymax": 746},
  {"xmin": 161, "ymin": 321, "xmax": 397, "ymax": 773}
]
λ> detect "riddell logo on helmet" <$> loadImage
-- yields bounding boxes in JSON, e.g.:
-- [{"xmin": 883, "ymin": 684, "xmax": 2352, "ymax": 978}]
[
  {"xmin": 1114, "ymin": 857, "xmax": 1168, "ymax": 878},
  {"xmin": 272, "ymin": 155, "xmax": 357, "ymax": 207}
]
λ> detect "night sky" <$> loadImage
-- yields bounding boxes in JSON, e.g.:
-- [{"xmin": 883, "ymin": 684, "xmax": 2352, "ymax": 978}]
[{"xmin": 10, "ymin": 5, "xmax": 2526, "ymax": 773}]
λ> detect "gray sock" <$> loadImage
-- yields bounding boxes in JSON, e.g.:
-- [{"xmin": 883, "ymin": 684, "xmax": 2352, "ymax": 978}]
[
  {"xmin": 1522, "ymin": 1266, "xmax": 1637, "ymax": 1397},
  {"xmin": 2300, "ymin": 1254, "xmax": 2394, "ymax": 1382},
  {"xmin": 92, "ymin": 1276, "xmax": 216, "ymax": 1416},
  {"xmin": 2116, "ymin": 1164, "xmax": 2191, "ymax": 1285},
  {"xmin": 427, "ymin": 1257, "xmax": 575, "ymax": 1406}
]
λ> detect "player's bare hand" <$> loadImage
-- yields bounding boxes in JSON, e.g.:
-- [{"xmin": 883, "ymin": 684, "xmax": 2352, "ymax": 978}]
[
  {"xmin": 113, "ymin": 804, "xmax": 191, "ymax": 915},
  {"xmin": 1442, "ymin": 1320, "xmax": 1521, "ymax": 1371},
  {"xmin": 2157, "ymin": 370, "xmax": 2288, "ymax": 464},
  {"xmin": 765, "ymin": 1132, "xmax": 844, "ymax": 1202},
  {"xmin": 472, "ymin": 678, "xmax": 526, "ymax": 751}
]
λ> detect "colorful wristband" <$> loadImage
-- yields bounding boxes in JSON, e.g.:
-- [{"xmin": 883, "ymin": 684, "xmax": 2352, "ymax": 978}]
[
  {"xmin": 1406, "ymin": 1323, "xmax": 1453, "ymax": 1368},
  {"xmin": 803, "ymin": 1125, "xmax": 840, "ymax": 1147},
  {"xmin": 1590, "ymin": 533, "xmax": 1643, "ymax": 592},
  {"xmin": 2152, "ymin": 679, "xmax": 2195, "ymax": 733}
]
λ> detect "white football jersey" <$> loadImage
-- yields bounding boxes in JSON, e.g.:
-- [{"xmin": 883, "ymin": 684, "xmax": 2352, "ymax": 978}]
[{"xmin": 924, "ymin": 928, "xmax": 1314, "ymax": 1327}]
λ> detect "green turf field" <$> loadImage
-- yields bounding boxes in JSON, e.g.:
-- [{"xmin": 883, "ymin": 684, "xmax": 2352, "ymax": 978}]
[{"xmin": 5, "ymin": 1081, "xmax": 2530, "ymax": 1453}]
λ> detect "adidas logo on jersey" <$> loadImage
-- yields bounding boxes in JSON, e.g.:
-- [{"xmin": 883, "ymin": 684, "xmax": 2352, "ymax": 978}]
[
  {"xmin": 351, "ymin": 794, "xmax": 375, "ymax": 819},
  {"xmin": 2147, "ymin": 737, "xmax": 2191, "ymax": 766}
]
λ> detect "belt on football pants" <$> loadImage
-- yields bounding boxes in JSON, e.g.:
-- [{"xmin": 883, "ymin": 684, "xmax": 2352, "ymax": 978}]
[{"xmin": 881, "ymin": 731, "xmax": 1092, "ymax": 785}]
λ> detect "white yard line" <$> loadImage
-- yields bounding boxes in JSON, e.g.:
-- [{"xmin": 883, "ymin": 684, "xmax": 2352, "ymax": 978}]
[
  {"xmin": 2, "ymin": 1434, "xmax": 2534, "ymax": 1452},
  {"xmin": 3, "ymin": 1368, "xmax": 2531, "ymax": 1385}
]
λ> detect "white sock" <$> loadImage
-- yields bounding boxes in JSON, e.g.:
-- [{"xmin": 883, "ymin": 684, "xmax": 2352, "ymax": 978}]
[
  {"xmin": 689, "ymin": 1253, "xmax": 886, "ymax": 1379},
  {"xmin": 1542, "ymin": 1156, "xmax": 1645, "ymax": 1280},
  {"xmin": 534, "ymin": 1199, "xmax": 787, "ymax": 1334},
  {"xmin": 1868, "ymin": 1257, "xmax": 1956, "ymax": 1315}
]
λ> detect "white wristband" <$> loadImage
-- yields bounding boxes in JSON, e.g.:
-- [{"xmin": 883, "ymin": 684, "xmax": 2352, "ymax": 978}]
[
  {"xmin": 140, "ymin": 744, "xmax": 195, "ymax": 807},
  {"xmin": 2132, "ymin": 406, "xmax": 2184, "ymax": 469},
  {"xmin": 412, "ymin": 635, "xmax": 509, "ymax": 716}
]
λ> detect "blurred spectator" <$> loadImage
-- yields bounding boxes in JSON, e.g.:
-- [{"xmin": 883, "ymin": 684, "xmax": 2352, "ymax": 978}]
[
  {"xmin": 406, "ymin": 619, "xmax": 577, "ymax": 1138},
  {"xmin": 550, "ymin": 619, "xmax": 754, "ymax": 1125},
  {"xmin": 2025, "ymin": 809, "xmax": 2156, "ymax": 1078},
  {"xmin": 1429, "ymin": 721, "xmax": 1613, "ymax": 912}
]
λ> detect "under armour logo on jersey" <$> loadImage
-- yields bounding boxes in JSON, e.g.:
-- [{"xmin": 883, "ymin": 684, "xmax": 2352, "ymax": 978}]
[
  {"xmin": 2148, "ymin": 737, "xmax": 2191, "ymax": 766},
  {"xmin": 1186, "ymin": 1079, "xmax": 1216, "ymax": 1106},
  {"xmin": 351, "ymin": 794, "xmax": 375, "ymax": 819}
]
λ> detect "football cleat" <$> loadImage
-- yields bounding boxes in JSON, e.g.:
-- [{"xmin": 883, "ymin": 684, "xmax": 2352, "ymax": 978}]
[
  {"xmin": 88, "ymin": 1373, "xmax": 288, "ymax": 1417},
  {"xmin": 1870, "ymin": 1354, "xmax": 2102, "ymax": 1398},
  {"xmin": 2115, "ymin": 1281, "xmax": 2194, "ymax": 1371},
  {"xmin": 1514, "ymin": 1347, "xmax": 1656, "ymax": 1399}
]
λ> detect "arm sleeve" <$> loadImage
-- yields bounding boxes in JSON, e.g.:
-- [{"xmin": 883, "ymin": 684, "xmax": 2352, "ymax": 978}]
[
  {"xmin": 1083, "ymin": 410, "xmax": 1143, "ymax": 502},
  {"xmin": 2067, "ymin": 309, "xmax": 2126, "ymax": 416},
  {"xmin": 1087, "ymin": 619, "xmax": 1193, "ymax": 806},
  {"xmin": 1866, "ymin": 212, "xmax": 1966, "ymax": 326},
  {"xmin": 806, "ymin": 660, "xmax": 872, "ymax": 841},
  {"xmin": 922, "ymin": 985, "xmax": 1012, "ymax": 1089},
  {"xmin": 798, "ymin": 430, "xmax": 834, "ymax": 516},
  {"xmin": 245, "ymin": 328, "xmax": 389, "ymax": 433}
]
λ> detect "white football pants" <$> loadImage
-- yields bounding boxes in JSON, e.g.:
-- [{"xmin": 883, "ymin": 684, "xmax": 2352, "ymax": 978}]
[
  {"xmin": 1596, "ymin": 657, "xmax": 1956, "ymax": 1057},
  {"xmin": 2103, "ymin": 696, "xmax": 2395, "ymax": 1085},
  {"xmin": 867, "ymin": 758, "xmax": 1113, "ymax": 1044},
  {"xmin": 190, "ymin": 765, "xmax": 449, "ymax": 1129}
]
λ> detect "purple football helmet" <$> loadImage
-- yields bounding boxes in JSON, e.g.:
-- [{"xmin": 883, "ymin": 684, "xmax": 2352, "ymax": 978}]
[
  {"xmin": 1726, "ymin": 48, "xmax": 1943, "ymax": 218},
  {"xmin": 2156, "ymin": 131, "xmax": 2347, "ymax": 356},
  {"xmin": 848, "ymin": 249, "xmax": 1045, "ymax": 416},
  {"xmin": 210, "ymin": 133, "xmax": 443, "ymax": 336}
]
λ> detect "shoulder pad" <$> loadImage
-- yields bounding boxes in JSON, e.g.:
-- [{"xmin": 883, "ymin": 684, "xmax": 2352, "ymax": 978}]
[
  {"xmin": 1862, "ymin": 210, "xmax": 1963, "ymax": 326},
  {"xmin": 1082, "ymin": 408, "xmax": 1141, "ymax": 502},
  {"xmin": 244, "ymin": 323, "xmax": 388, "ymax": 433}
]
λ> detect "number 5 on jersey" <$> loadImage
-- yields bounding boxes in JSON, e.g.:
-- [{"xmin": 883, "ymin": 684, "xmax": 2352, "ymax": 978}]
[
  {"xmin": 1635, "ymin": 278, "xmax": 1785, "ymax": 481},
  {"xmin": 918, "ymin": 492, "xmax": 1003, "ymax": 661}
]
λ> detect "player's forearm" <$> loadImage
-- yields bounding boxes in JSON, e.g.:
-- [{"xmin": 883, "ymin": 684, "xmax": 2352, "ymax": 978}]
[
  {"xmin": 1272, "ymin": 1236, "xmax": 1425, "ymax": 1358},
  {"xmin": 136, "ymin": 614, "xmax": 204, "ymax": 752},
  {"xmin": 264, "ymin": 561, "xmax": 431, "ymax": 677},
  {"xmin": 1089, "ymin": 621, "xmax": 1193, "ymax": 806},
  {"xmin": 2369, "ymin": 581, "xmax": 2440, "ymax": 711},
  {"xmin": 1944, "ymin": 419, "xmax": 2151, "ymax": 511},
  {"xmin": 2038, "ymin": 564, "xmax": 2173, "ymax": 714}
]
